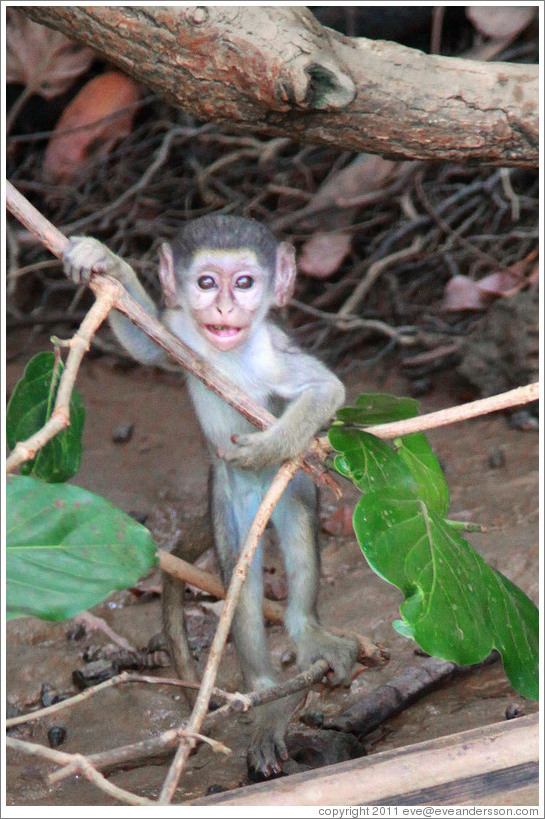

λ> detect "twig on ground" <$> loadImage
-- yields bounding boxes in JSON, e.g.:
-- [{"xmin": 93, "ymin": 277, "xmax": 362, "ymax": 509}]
[
  {"xmin": 414, "ymin": 172, "xmax": 504, "ymax": 269},
  {"xmin": 49, "ymin": 729, "xmax": 231, "ymax": 786},
  {"xmin": 6, "ymin": 671, "xmax": 250, "ymax": 730},
  {"xmin": 500, "ymin": 168, "xmax": 521, "ymax": 222},
  {"xmin": 73, "ymin": 611, "xmax": 137, "ymax": 651},
  {"xmin": 6, "ymin": 672, "xmax": 131, "ymax": 728},
  {"xmin": 325, "ymin": 653, "xmax": 500, "ymax": 737},
  {"xmin": 6, "ymin": 737, "xmax": 156, "ymax": 806},
  {"xmin": 84, "ymin": 659, "xmax": 332, "ymax": 775}
]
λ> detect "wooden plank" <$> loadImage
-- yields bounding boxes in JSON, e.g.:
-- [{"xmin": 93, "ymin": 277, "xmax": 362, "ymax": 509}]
[
  {"xmin": 371, "ymin": 761, "xmax": 538, "ymax": 806},
  {"xmin": 190, "ymin": 713, "xmax": 539, "ymax": 806}
]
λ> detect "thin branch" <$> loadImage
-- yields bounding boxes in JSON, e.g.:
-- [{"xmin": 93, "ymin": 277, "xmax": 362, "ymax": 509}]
[
  {"xmin": 124, "ymin": 674, "xmax": 253, "ymax": 708},
  {"xmin": 361, "ymin": 382, "xmax": 540, "ymax": 440},
  {"xmin": 6, "ymin": 672, "xmax": 131, "ymax": 728},
  {"xmin": 6, "ymin": 737, "xmax": 156, "ymax": 806},
  {"xmin": 158, "ymin": 457, "xmax": 302, "ymax": 803},
  {"xmin": 500, "ymin": 168, "xmax": 521, "ymax": 222},
  {"xmin": 84, "ymin": 658, "xmax": 332, "ymax": 775},
  {"xmin": 5, "ymin": 285, "xmax": 117, "ymax": 473},
  {"xmin": 338, "ymin": 236, "xmax": 424, "ymax": 318},
  {"xmin": 313, "ymin": 382, "xmax": 539, "ymax": 452},
  {"xmin": 6, "ymin": 671, "xmax": 250, "ymax": 730},
  {"xmin": 160, "ymin": 551, "xmax": 228, "ymax": 601},
  {"xmin": 290, "ymin": 297, "xmax": 416, "ymax": 344}
]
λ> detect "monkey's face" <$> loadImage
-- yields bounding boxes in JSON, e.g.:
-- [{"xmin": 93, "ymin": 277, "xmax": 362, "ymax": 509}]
[{"xmin": 185, "ymin": 250, "xmax": 269, "ymax": 352}]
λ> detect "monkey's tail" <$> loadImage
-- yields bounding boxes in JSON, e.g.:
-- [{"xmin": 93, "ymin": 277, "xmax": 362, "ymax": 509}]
[{"xmin": 161, "ymin": 571, "xmax": 200, "ymax": 707}]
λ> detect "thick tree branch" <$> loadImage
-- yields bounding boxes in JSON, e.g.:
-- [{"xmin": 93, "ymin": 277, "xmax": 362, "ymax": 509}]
[{"xmin": 24, "ymin": 6, "xmax": 537, "ymax": 166}]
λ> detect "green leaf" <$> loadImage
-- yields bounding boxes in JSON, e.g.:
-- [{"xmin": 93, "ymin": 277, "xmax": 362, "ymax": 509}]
[
  {"xmin": 6, "ymin": 352, "xmax": 85, "ymax": 482},
  {"xmin": 335, "ymin": 393, "xmax": 419, "ymax": 426},
  {"xmin": 392, "ymin": 619, "xmax": 414, "ymax": 639},
  {"xmin": 393, "ymin": 433, "xmax": 449, "ymax": 516},
  {"xmin": 6, "ymin": 475, "xmax": 158, "ymax": 621},
  {"xmin": 328, "ymin": 427, "xmax": 418, "ymax": 495},
  {"xmin": 353, "ymin": 489, "xmax": 539, "ymax": 700}
]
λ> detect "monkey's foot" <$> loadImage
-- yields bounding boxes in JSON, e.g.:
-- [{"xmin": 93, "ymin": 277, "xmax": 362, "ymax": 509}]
[
  {"xmin": 297, "ymin": 624, "xmax": 358, "ymax": 686},
  {"xmin": 246, "ymin": 694, "xmax": 302, "ymax": 781}
]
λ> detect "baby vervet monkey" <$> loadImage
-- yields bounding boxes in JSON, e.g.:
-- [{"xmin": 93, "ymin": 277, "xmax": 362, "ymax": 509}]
[{"xmin": 63, "ymin": 215, "xmax": 357, "ymax": 778}]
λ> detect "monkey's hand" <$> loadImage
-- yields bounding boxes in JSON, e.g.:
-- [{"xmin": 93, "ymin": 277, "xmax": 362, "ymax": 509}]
[
  {"xmin": 63, "ymin": 236, "xmax": 136, "ymax": 289},
  {"xmin": 297, "ymin": 624, "xmax": 357, "ymax": 686},
  {"xmin": 220, "ymin": 426, "xmax": 309, "ymax": 472}
]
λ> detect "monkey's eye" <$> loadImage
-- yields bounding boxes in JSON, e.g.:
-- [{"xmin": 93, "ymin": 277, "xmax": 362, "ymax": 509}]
[
  {"xmin": 235, "ymin": 275, "xmax": 254, "ymax": 289},
  {"xmin": 197, "ymin": 275, "xmax": 216, "ymax": 290}
]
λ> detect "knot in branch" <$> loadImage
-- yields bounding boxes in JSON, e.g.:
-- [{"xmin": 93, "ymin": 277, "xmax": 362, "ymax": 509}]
[{"xmin": 279, "ymin": 54, "xmax": 356, "ymax": 110}]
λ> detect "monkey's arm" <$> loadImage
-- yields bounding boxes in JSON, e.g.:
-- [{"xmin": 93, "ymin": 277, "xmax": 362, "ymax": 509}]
[
  {"xmin": 63, "ymin": 237, "xmax": 169, "ymax": 367},
  {"xmin": 222, "ymin": 329, "xmax": 345, "ymax": 471}
]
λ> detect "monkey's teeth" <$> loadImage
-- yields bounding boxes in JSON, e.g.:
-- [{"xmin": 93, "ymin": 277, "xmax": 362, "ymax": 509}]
[{"xmin": 206, "ymin": 324, "xmax": 240, "ymax": 336}]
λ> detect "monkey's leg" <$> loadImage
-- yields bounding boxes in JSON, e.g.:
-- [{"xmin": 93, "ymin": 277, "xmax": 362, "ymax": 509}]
[
  {"xmin": 273, "ymin": 472, "xmax": 358, "ymax": 685},
  {"xmin": 212, "ymin": 465, "xmax": 301, "ymax": 779}
]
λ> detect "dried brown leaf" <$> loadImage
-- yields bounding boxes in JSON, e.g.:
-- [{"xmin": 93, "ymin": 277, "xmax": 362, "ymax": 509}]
[
  {"xmin": 43, "ymin": 71, "xmax": 142, "ymax": 184},
  {"xmin": 476, "ymin": 272, "xmax": 524, "ymax": 299},
  {"xmin": 466, "ymin": 6, "xmax": 535, "ymax": 39},
  {"xmin": 321, "ymin": 505, "xmax": 355, "ymax": 538},
  {"xmin": 6, "ymin": 9, "xmax": 94, "ymax": 98},
  {"xmin": 299, "ymin": 231, "xmax": 352, "ymax": 278},
  {"xmin": 306, "ymin": 154, "xmax": 399, "ymax": 219},
  {"xmin": 443, "ymin": 275, "xmax": 489, "ymax": 311},
  {"xmin": 443, "ymin": 249, "xmax": 537, "ymax": 311}
]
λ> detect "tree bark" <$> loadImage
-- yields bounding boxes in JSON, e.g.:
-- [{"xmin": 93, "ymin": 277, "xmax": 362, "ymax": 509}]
[{"xmin": 24, "ymin": 6, "xmax": 537, "ymax": 167}]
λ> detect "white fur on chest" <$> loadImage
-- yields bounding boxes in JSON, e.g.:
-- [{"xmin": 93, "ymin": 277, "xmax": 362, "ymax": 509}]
[{"xmin": 166, "ymin": 310, "xmax": 279, "ymax": 448}]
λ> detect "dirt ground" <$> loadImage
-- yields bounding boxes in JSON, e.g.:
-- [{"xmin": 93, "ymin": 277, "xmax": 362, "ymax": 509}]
[{"xmin": 5, "ymin": 341, "xmax": 540, "ymax": 806}]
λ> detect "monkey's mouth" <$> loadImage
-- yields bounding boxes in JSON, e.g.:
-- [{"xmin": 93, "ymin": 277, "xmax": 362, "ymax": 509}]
[
  {"xmin": 205, "ymin": 324, "xmax": 241, "ymax": 337},
  {"xmin": 203, "ymin": 323, "xmax": 246, "ymax": 349}
]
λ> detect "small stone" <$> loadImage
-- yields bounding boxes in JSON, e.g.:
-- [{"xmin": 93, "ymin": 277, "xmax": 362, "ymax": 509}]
[
  {"xmin": 488, "ymin": 447, "xmax": 506, "ymax": 469},
  {"xmin": 505, "ymin": 702, "xmax": 524, "ymax": 720},
  {"xmin": 206, "ymin": 784, "xmax": 227, "ymax": 795},
  {"xmin": 66, "ymin": 622, "xmax": 86, "ymax": 641},
  {"xmin": 40, "ymin": 683, "xmax": 60, "ymax": 708},
  {"xmin": 112, "ymin": 423, "xmax": 134, "ymax": 444},
  {"xmin": 48, "ymin": 726, "xmax": 67, "ymax": 748}
]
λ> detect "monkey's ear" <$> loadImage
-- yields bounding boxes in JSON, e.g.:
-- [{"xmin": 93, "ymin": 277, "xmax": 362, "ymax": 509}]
[
  {"xmin": 158, "ymin": 242, "xmax": 180, "ymax": 308},
  {"xmin": 273, "ymin": 242, "xmax": 297, "ymax": 307}
]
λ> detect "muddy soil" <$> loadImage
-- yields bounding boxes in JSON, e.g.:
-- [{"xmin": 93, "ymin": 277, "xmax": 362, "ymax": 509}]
[{"xmin": 5, "ymin": 344, "xmax": 539, "ymax": 806}]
